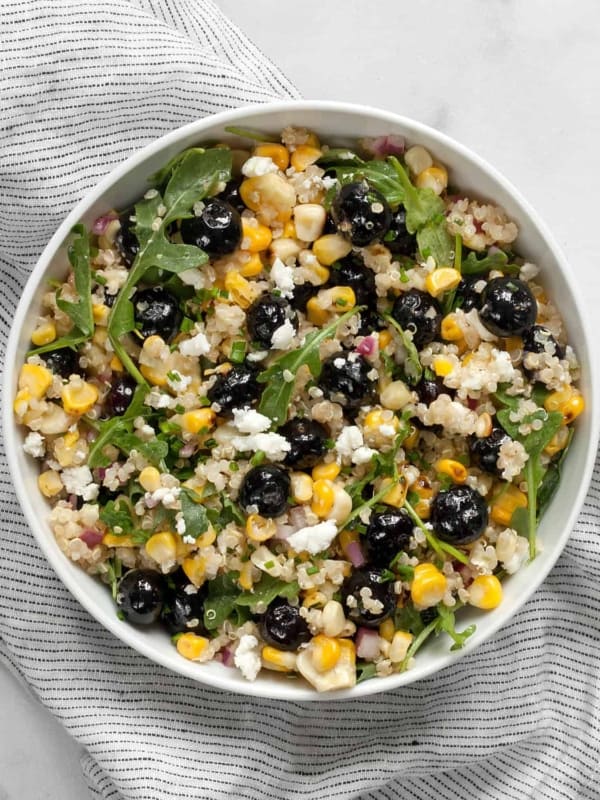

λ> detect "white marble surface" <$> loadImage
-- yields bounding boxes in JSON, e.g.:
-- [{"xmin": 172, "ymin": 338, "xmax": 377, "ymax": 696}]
[{"xmin": 2, "ymin": 1, "xmax": 599, "ymax": 797}]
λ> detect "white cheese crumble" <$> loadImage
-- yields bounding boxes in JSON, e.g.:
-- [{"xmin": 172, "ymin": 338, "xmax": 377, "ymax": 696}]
[
  {"xmin": 270, "ymin": 319, "xmax": 296, "ymax": 350},
  {"xmin": 179, "ymin": 331, "xmax": 210, "ymax": 357},
  {"xmin": 287, "ymin": 520, "xmax": 338, "ymax": 555},
  {"xmin": 241, "ymin": 156, "xmax": 279, "ymax": 178},
  {"xmin": 352, "ymin": 446, "xmax": 377, "ymax": 465},
  {"xmin": 145, "ymin": 486, "xmax": 181, "ymax": 508},
  {"xmin": 270, "ymin": 258, "xmax": 295, "ymax": 298},
  {"xmin": 335, "ymin": 425, "xmax": 364, "ymax": 458},
  {"xmin": 23, "ymin": 431, "xmax": 45, "ymax": 458},
  {"xmin": 246, "ymin": 350, "xmax": 269, "ymax": 362},
  {"xmin": 231, "ymin": 432, "xmax": 291, "ymax": 461},
  {"xmin": 167, "ymin": 371, "xmax": 192, "ymax": 392},
  {"xmin": 231, "ymin": 408, "xmax": 271, "ymax": 434},
  {"xmin": 182, "ymin": 535, "xmax": 196, "ymax": 545},
  {"xmin": 61, "ymin": 466, "xmax": 98, "ymax": 501},
  {"xmin": 178, "ymin": 268, "xmax": 206, "ymax": 290},
  {"xmin": 234, "ymin": 634, "xmax": 262, "ymax": 681}
]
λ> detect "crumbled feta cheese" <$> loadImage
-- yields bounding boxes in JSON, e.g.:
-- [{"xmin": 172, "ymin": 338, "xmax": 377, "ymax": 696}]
[
  {"xmin": 231, "ymin": 408, "xmax": 271, "ymax": 434},
  {"xmin": 182, "ymin": 535, "xmax": 196, "ymax": 545},
  {"xmin": 176, "ymin": 515, "xmax": 187, "ymax": 535},
  {"xmin": 178, "ymin": 268, "xmax": 206, "ymax": 290},
  {"xmin": 282, "ymin": 369, "xmax": 294, "ymax": 383},
  {"xmin": 378, "ymin": 424, "xmax": 396, "ymax": 438},
  {"xmin": 179, "ymin": 331, "xmax": 210, "ymax": 357},
  {"xmin": 270, "ymin": 319, "xmax": 296, "ymax": 350},
  {"xmin": 287, "ymin": 520, "xmax": 338, "ymax": 555},
  {"xmin": 270, "ymin": 258, "xmax": 295, "ymax": 298},
  {"xmin": 167, "ymin": 371, "xmax": 192, "ymax": 392},
  {"xmin": 145, "ymin": 486, "xmax": 181, "ymax": 508},
  {"xmin": 241, "ymin": 156, "xmax": 279, "ymax": 178},
  {"xmin": 234, "ymin": 634, "xmax": 262, "ymax": 681},
  {"xmin": 335, "ymin": 426, "xmax": 364, "ymax": 458},
  {"xmin": 352, "ymin": 446, "xmax": 377, "ymax": 465},
  {"xmin": 246, "ymin": 350, "xmax": 269, "ymax": 362},
  {"xmin": 23, "ymin": 431, "xmax": 45, "ymax": 458},
  {"xmin": 231, "ymin": 432, "xmax": 291, "ymax": 461},
  {"xmin": 61, "ymin": 466, "xmax": 98, "ymax": 501},
  {"xmin": 145, "ymin": 389, "xmax": 174, "ymax": 409},
  {"xmin": 333, "ymin": 357, "xmax": 346, "ymax": 369}
]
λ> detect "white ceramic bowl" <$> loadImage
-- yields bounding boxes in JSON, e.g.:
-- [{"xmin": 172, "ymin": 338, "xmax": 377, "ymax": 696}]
[{"xmin": 4, "ymin": 101, "xmax": 598, "ymax": 700}]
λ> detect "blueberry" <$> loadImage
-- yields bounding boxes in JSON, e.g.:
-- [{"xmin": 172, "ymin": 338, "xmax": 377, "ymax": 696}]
[
  {"xmin": 216, "ymin": 179, "xmax": 246, "ymax": 214},
  {"xmin": 290, "ymin": 283, "xmax": 320, "ymax": 313},
  {"xmin": 279, "ymin": 418, "xmax": 328, "ymax": 470},
  {"xmin": 41, "ymin": 347, "xmax": 80, "ymax": 379},
  {"xmin": 470, "ymin": 426, "xmax": 512, "ymax": 476},
  {"xmin": 161, "ymin": 585, "xmax": 206, "ymax": 635},
  {"xmin": 318, "ymin": 352, "xmax": 375, "ymax": 410},
  {"xmin": 365, "ymin": 510, "xmax": 413, "ymax": 567},
  {"xmin": 239, "ymin": 465, "xmax": 290, "ymax": 518},
  {"xmin": 356, "ymin": 308, "xmax": 385, "ymax": 336},
  {"xmin": 116, "ymin": 569, "xmax": 165, "ymax": 625},
  {"xmin": 132, "ymin": 286, "xmax": 182, "ymax": 342},
  {"xmin": 386, "ymin": 207, "xmax": 417, "ymax": 256},
  {"xmin": 206, "ymin": 362, "xmax": 262, "ymax": 413},
  {"xmin": 415, "ymin": 375, "xmax": 446, "ymax": 405},
  {"xmin": 341, "ymin": 567, "xmax": 395, "ymax": 627},
  {"xmin": 259, "ymin": 598, "xmax": 311, "ymax": 651},
  {"xmin": 522, "ymin": 325, "xmax": 564, "ymax": 359},
  {"xmin": 431, "ymin": 485, "xmax": 488, "ymax": 545},
  {"xmin": 180, "ymin": 198, "xmax": 242, "ymax": 258},
  {"xmin": 331, "ymin": 181, "xmax": 392, "ymax": 246},
  {"xmin": 115, "ymin": 213, "xmax": 139, "ymax": 268},
  {"xmin": 391, "ymin": 289, "xmax": 442, "ymax": 350},
  {"xmin": 328, "ymin": 254, "xmax": 376, "ymax": 308},
  {"xmin": 455, "ymin": 278, "xmax": 484, "ymax": 312},
  {"xmin": 106, "ymin": 373, "xmax": 136, "ymax": 416},
  {"xmin": 246, "ymin": 292, "xmax": 297, "ymax": 348},
  {"xmin": 479, "ymin": 277, "xmax": 537, "ymax": 337}
]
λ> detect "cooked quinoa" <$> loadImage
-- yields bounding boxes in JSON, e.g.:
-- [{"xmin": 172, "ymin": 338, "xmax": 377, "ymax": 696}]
[{"xmin": 14, "ymin": 128, "xmax": 583, "ymax": 692}]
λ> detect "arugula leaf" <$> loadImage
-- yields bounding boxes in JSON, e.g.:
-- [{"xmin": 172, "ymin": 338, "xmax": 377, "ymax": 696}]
[
  {"xmin": 417, "ymin": 219, "xmax": 454, "ymax": 269},
  {"xmin": 388, "ymin": 157, "xmax": 445, "ymax": 233},
  {"xmin": 461, "ymin": 248, "xmax": 519, "ymax": 276},
  {"xmin": 435, "ymin": 604, "xmax": 476, "ymax": 651},
  {"xmin": 317, "ymin": 148, "xmax": 365, "ymax": 167},
  {"xmin": 224, "ymin": 125, "xmax": 275, "ymax": 143},
  {"xmin": 99, "ymin": 499, "xmax": 134, "ymax": 535},
  {"xmin": 106, "ymin": 556, "xmax": 123, "ymax": 601},
  {"xmin": 356, "ymin": 661, "xmax": 378, "ymax": 684},
  {"xmin": 492, "ymin": 385, "xmax": 521, "ymax": 410},
  {"xmin": 107, "ymin": 148, "xmax": 232, "ymax": 384},
  {"xmin": 404, "ymin": 497, "xmax": 470, "ymax": 565},
  {"xmin": 394, "ymin": 603, "xmax": 425, "ymax": 635},
  {"xmin": 180, "ymin": 490, "xmax": 209, "ymax": 539},
  {"xmin": 203, "ymin": 572, "xmax": 240, "ymax": 631},
  {"xmin": 235, "ymin": 575, "xmax": 299, "ymax": 610},
  {"xmin": 109, "ymin": 430, "xmax": 168, "ymax": 466},
  {"xmin": 380, "ymin": 312, "xmax": 422, "ymax": 385},
  {"xmin": 328, "ymin": 159, "xmax": 406, "ymax": 207},
  {"xmin": 87, "ymin": 386, "xmax": 153, "ymax": 469},
  {"xmin": 257, "ymin": 306, "xmax": 362, "ymax": 426},
  {"xmin": 149, "ymin": 147, "xmax": 204, "ymax": 188}
]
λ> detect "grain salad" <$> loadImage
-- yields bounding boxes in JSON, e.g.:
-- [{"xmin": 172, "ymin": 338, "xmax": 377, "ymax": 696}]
[{"xmin": 14, "ymin": 127, "xmax": 583, "ymax": 691}]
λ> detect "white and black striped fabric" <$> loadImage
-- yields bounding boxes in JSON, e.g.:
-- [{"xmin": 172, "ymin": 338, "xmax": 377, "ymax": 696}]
[{"xmin": 1, "ymin": 3, "xmax": 600, "ymax": 798}]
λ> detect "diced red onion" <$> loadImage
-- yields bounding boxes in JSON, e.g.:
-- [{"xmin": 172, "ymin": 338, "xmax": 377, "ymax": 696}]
[
  {"xmin": 467, "ymin": 397, "xmax": 478, "ymax": 411},
  {"xmin": 67, "ymin": 494, "xmax": 78, "ymax": 508},
  {"xmin": 288, "ymin": 506, "xmax": 308, "ymax": 530},
  {"xmin": 92, "ymin": 214, "xmax": 117, "ymax": 235},
  {"xmin": 179, "ymin": 442, "xmax": 197, "ymax": 458},
  {"xmin": 96, "ymin": 467, "xmax": 107, "ymax": 480},
  {"xmin": 221, "ymin": 646, "xmax": 235, "ymax": 667},
  {"xmin": 356, "ymin": 335, "xmax": 376, "ymax": 356},
  {"xmin": 80, "ymin": 529, "xmax": 104, "ymax": 548},
  {"xmin": 98, "ymin": 369, "xmax": 113, "ymax": 383},
  {"xmin": 360, "ymin": 135, "xmax": 405, "ymax": 158},
  {"xmin": 355, "ymin": 627, "xmax": 380, "ymax": 660},
  {"xmin": 274, "ymin": 524, "xmax": 295, "ymax": 541},
  {"xmin": 346, "ymin": 540, "xmax": 366, "ymax": 568}
]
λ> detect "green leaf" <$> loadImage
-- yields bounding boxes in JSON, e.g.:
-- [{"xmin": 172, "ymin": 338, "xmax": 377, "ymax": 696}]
[
  {"xmin": 180, "ymin": 490, "xmax": 209, "ymax": 539},
  {"xmin": 257, "ymin": 306, "xmax": 362, "ymax": 427},
  {"xmin": 394, "ymin": 603, "xmax": 425, "ymax": 636},
  {"xmin": 203, "ymin": 572, "xmax": 240, "ymax": 631},
  {"xmin": 510, "ymin": 505, "xmax": 530, "ymax": 539},
  {"xmin": 496, "ymin": 408, "xmax": 562, "ymax": 459},
  {"xmin": 356, "ymin": 661, "xmax": 378, "ymax": 684},
  {"xmin": 54, "ymin": 224, "xmax": 94, "ymax": 338},
  {"xmin": 328, "ymin": 160, "xmax": 405, "ymax": 207},
  {"xmin": 106, "ymin": 556, "xmax": 123, "ymax": 600},
  {"xmin": 461, "ymin": 249, "xmax": 519, "ymax": 276},
  {"xmin": 492, "ymin": 385, "xmax": 521, "ymax": 411},
  {"xmin": 380, "ymin": 312, "xmax": 422, "ymax": 385},
  {"xmin": 435, "ymin": 604, "xmax": 476, "ymax": 651},
  {"xmin": 388, "ymin": 157, "xmax": 445, "ymax": 233},
  {"xmin": 142, "ymin": 238, "xmax": 209, "ymax": 275},
  {"xmin": 235, "ymin": 575, "xmax": 299, "ymax": 610},
  {"xmin": 110, "ymin": 430, "xmax": 168, "ymax": 467},
  {"xmin": 163, "ymin": 148, "xmax": 232, "ymax": 222},
  {"xmin": 99, "ymin": 499, "xmax": 134, "ymax": 535},
  {"xmin": 417, "ymin": 218, "xmax": 454, "ymax": 267},
  {"xmin": 317, "ymin": 148, "xmax": 365, "ymax": 166},
  {"xmin": 224, "ymin": 125, "xmax": 275, "ymax": 143},
  {"xmin": 87, "ymin": 386, "xmax": 154, "ymax": 469},
  {"xmin": 149, "ymin": 147, "xmax": 204, "ymax": 188}
]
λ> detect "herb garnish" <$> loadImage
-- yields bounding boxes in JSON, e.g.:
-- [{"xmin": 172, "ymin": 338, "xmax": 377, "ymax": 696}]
[{"xmin": 380, "ymin": 311, "xmax": 423, "ymax": 385}]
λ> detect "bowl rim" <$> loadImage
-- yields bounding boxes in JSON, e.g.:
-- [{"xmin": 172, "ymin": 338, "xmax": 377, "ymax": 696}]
[{"xmin": 4, "ymin": 99, "xmax": 599, "ymax": 701}]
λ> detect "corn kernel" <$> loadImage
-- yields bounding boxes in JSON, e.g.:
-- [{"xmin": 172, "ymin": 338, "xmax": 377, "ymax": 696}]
[
  {"xmin": 262, "ymin": 646, "xmax": 297, "ymax": 672},
  {"xmin": 102, "ymin": 533, "xmax": 135, "ymax": 547},
  {"xmin": 441, "ymin": 313, "xmax": 464, "ymax": 341},
  {"xmin": 490, "ymin": 484, "xmax": 528, "ymax": 527},
  {"xmin": 61, "ymin": 381, "xmax": 99, "ymax": 415},
  {"xmin": 140, "ymin": 364, "xmax": 167, "ymax": 386},
  {"xmin": 425, "ymin": 267, "xmax": 461, "ymax": 296},
  {"xmin": 145, "ymin": 531, "xmax": 177, "ymax": 566},
  {"xmin": 306, "ymin": 297, "xmax": 328, "ymax": 326},
  {"xmin": 404, "ymin": 145, "xmax": 433, "ymax": 176},
  {"xmin": 416, "ymin": 165, "xmax": 448, "ymax": 195},
  {"xmin": 389, "ymin": 631, "xmax": 414, "ymax": 663},
  {"xmin": 560, "ymin": 394, "xmax": 584, "ymax": 425},
  {"xmin": 92, "ymin": 303, "xmax": 109, "ymax": 325},
  {"xmin": 305, "ymin": 262, "xmax": 330, "ymax": 286},
  {"xmin": 380, "ymin": 380, "xmax": 412, "ymax": 411},
  {"xmin": 109, "ymin": 354, "xmax": 123, "ymax": 372},
  {"xmin": 311, "ymin": 479, "xmax": 335, "ymax": 518},
  {"xmin": 321, "ymin": 600, "xmax": 346, "ymax": 638},
  {"xmin": 293, "ymin": 203, "xmax": 327, "ymax": 242},
  {"xmin": 504, "ymin": 336, "xmax": 523, "ymax": 353},
  {"xmin": 329, "ymin": 485, "xmax": 352, "ymax": 525},
  {"xmin": 411, "ymin": 563, "xmax": 447, "ymax": 608},
  {"xmin": 432, "ymin": 355, "xmax": 454, "ymax": 377},
  {"xmin": 291, "ymin": 472, "xmax": 313, "ymax": 504},
  {"xmin": 138, "ymin": 466, "xmax": 161, "ymax": 492},
  {"xmin": 239, "ymin": 253, "xmax": 264, "ymax": 277},
  {"xmin": 544, "ymin": 426, "xmax": 570, "ymax": 457},
  {"xmin": 195, "ymin": 526, "xmax": 216, "ymax": 548},
  {"xmin": 19, "ymin": 363, "xmax": 53, "ymax": 399},
  {"xmin": 253, "ymin": 143, "xmax": 289, "ymax": 171},
  {"xmin": 436, "ymin": 458, "xmax": 468, "ymax": 484},
  {"xmin": 182, "ymin": 554, "xmax": 206, "ymax": 587},
  {"xmin": 312, "ymin": 462, "xmax": 341, "ymax": 482},
  {"xmin": 224, "ymin": 270, "xmax": 260, "ymax": 309},
  {"xmin": 246, "ymin": 514, "xmax": 277, "ymax": 543},
  {"xmin": 270, "ymin": 237, "xmax": 302, "ymax": 262},
  {"xmin": 180, "ymin": 408, "xmax": 216, "ymax": 435},
  {"xmin": 331, "ymin": 286, "xmax": 356, "ymax": 309},
  {"xmin": 290, "ymin": 145, "xmax": 322, "ymax": 172},
  {"xmin": 468, "ymin": 574, "xmax": 503, "ymax": 610},
  {"xmin": 311, "ymin": 634, "xmax": 341, "ymax": 672},
  {"xmin": 544, "ymin": 386, "xmax": 573, "ymax": 413},
  {"xmin": 31, "ymin": 320, "xmax": 57, "ymax": 346},
  {"xmin": 238, "ymin": 561, "xmax": 255, "ymax": 591},
  {"xmin": 404, "ymin": 425, "xmax": 419, "ymax": 449},
  {"xmin": 176, "ymin": 633, "xmax": 209, "ymax": 661},
  {"xmin": 13, "ymin": 389, "xmax": 30, "ymax": 418},
  {"xmin": 381, "ymin": 477, "xmax": 407, "ymax": 508},
  {"xmin": 282, "ymin": 220, "xmax": 296, "ymax": 238},
  {"xmin": 338, "ymin": 529, "xmax": 359, "ymax": 558},
  {"xmin": 302, "ymin": 589, "xmax": 328, "ymax": 608},
  {"xmin": 312, "ymin": 234, "xmax": 352, "ymax": 266},
  {"xmin": 378, "ymin": 329, "xmax": 392, "ymax": 349},
  {"xmin": 364, "ymin": 408, "xmax": 400, "ymax": 432},
  {"xmin": 38, "ymin": 469, "xmax": 63, "ymax": 498},
  {"xmin": 379, "ymin": 618, "xmax": 395, "ymax": 643},
  {"xmin": 241, "ymin": 219, "xmax": 273, "ymax": 253},
  {"xmin": 239, "ymin": 174, "xmax": 296, "ymax": 222}
]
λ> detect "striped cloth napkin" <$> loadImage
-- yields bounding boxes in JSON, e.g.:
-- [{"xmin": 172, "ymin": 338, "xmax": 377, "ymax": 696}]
[{"xmin": 1, "ymin": 2, "xmax": 599, "ymax": 798}]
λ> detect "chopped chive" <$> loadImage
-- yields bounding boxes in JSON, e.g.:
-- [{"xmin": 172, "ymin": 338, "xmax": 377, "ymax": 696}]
[
  {"xmin": 230, "ymin": 340, "xmax": 247, "ymax": 364},
  {"xmin": 250, "ymin": 450, "xmax": 266, "ymax": 467},
  {"xmin": 306, "ymin": 565, "xmax": 319, "ymax": 575}
]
